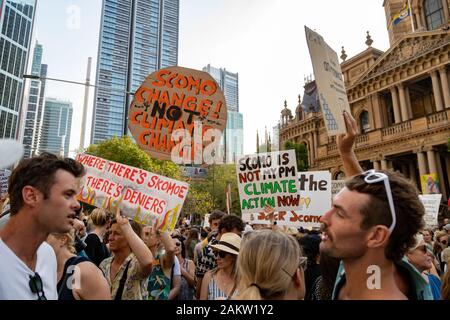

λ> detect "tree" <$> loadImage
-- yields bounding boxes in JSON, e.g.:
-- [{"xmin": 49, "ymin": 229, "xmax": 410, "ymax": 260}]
[
  {"xmin": 284, "ymin": 141, "xmax": 309, "ymax": 171},
  {"xmin": 85, "ymin": 136, "xmax": 181, "ymax": 179},
  {"xmin": 191, "ymin": 164, "xmax": 241, "ymax": 216}
]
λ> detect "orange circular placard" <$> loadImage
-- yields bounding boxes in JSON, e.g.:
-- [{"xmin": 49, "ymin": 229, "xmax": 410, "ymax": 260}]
[{"xmin": 128, "ymin": 66, "xmax": 227, "ymax": 162}]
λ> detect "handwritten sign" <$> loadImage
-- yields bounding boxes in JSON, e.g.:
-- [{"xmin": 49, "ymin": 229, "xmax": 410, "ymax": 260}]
[
  {"xmin": 243, "ymin": 171, "xmax": 331, "ymax": 229},
  {"xmin": 75, "ymin": 153, "xmax": 189, "ymax": 231},
  {"xmin": 305, "ymin": 26, "xmax": 351, "ymax": 136},
  {"xmin": 128, "ymin": 66, "xmax": 227, "ymax": 163},
  {"xmin": 236, "ymin": 150, "xmax": 301, "ymax": 214},
  {"xmin": 331, "ymin": 180, "xmax": 346, "ymax": 199},
  {"xmin": 419, "ymin": 194, "xmax": 442, "ymax": 228},
  {"xmin": 420, "ymin": 174, "xmax": 440, "ymax": 194}
]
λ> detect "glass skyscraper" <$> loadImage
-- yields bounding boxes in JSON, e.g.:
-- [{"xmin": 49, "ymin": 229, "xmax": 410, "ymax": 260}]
[
  {"xmin": 91, "ymin": 0, "xmax": 179, "ymax": 144},
  {"xmin": 22, "ymin": 41, "xmax": 47, "ymax": 158},
  {"xmin": 39, "ymin": 98, "xmax": 73, "ymax": 157},
  {"xmin": 0, "ymin": 0, "xmax": 37, "ymax": 139},
  {"xmin": 203, "ymin": 64, "xmax": 243, "ymax": 163}
]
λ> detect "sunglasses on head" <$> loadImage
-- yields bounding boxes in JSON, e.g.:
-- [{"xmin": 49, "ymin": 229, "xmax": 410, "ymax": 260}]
[
  {"xmin": 29, "ymin": 272, "xmax": 46, "ymax": 301},
  {"xmin": 214, "ymin": 250, "xmax": 229, "ymax": 259},
  {"xmin": 362, "ymin": 169, "xmax": 396, "ymax": 233},
  {"xmin": 281, "ymin": 257, "xmax": 308, "ymax": 279}
]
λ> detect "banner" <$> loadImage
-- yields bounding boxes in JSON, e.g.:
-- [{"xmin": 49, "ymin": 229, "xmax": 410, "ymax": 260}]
[
  {"xmin": 420, "ymin": 173, "xmax": 440, "ymax": 194},
  {"xmin": 305, "ymin": 26, "xmax": 351, "ymax": 136},
  {"xmin": 236, "ymin": 150, "xmax": 301, "ymax": 214},
  {"xmin": 388, "ymin": 3, "xmax": 411, "ymax": 29},
  {"xmin": 128, "ymin": 66, "xmax": 227, "ymax": 164},
  {"xmin": 76, "ymin": 154, "xmax": 189, "ymax": 231},
  {"xmin": 331, "ymin": 180, "xmax": 346, "ymax": 199},
  {"xmin": 419, "ymin": 194, "xmax": 442, "ymax": 228},
  {"xmin": 243, "ymin": 171, "xmax": 331, "ymax": 229},
  {"xmin": 0, "ymin": 169, "xmax": 11, "ymax": 194}
]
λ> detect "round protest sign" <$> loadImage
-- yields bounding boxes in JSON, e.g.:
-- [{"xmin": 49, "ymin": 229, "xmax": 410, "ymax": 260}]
[{"xmin": 128, "ymin": 66, "xmax": 227, "ymax": 163}]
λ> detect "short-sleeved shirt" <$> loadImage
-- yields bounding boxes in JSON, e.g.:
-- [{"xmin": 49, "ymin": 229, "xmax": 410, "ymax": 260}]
[
  {"xmin": 0, "ymin": 239, "xmax": 58, "ymax": 300},
  {"xmin": 100, "ymin": 253, "xmax": 149, "ymax": 300}
]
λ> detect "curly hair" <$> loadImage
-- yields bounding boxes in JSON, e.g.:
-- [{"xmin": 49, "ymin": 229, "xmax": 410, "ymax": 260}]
[
  {"xmin": 218, "ymin": 215, "xmax": 245, "ymax": 234},
  {"xmin": 9, "ymin": 152, "xmax": 85, "ymax": 216},
  {"xmin": 345, "ymin": 170, "xmax": 424, "ymax": 262}
]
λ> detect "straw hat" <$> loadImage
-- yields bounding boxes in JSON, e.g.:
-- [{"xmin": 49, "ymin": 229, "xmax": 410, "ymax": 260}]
[
  {"xmin": 409, "ymin": 233, "xmax": 426, "ymax": 252},
  {"xmin": 209, "ymin": 232, "xmax": 241, "ymax": 255}
]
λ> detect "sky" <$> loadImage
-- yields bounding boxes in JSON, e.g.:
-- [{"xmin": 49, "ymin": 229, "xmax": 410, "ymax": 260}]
[{"xmin": 32, "ymin": 0, "xmax": 391, "ymax": 156}]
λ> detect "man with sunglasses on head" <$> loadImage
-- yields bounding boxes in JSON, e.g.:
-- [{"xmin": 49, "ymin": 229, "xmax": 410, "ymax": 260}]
[
  {"xmin": 0, "ymin": 153, "xmax": 85, "ymax": 300},
  {"xmin": 320, "ymin": 111, "xmax": 432, "ymax": 300}
]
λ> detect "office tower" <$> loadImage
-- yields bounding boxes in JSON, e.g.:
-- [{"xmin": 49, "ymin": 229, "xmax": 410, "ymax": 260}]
[
  {"xmin": 0, "ymin": 0, "xmax": 37, "ymax": 139},
  {"xmin": 91, "ymin": 0, "xmax": 180, "ymax": 144},
  {"xmin": 22, "ymin": 41, "xmax": 47, "ymax": 158},
  {"xmin": 39, "ymin": 98, "xmax": 73, "ymax": 157},
  {"xmin": 203, "ymin": 64, "xmax": 243, "ymax": 163}
]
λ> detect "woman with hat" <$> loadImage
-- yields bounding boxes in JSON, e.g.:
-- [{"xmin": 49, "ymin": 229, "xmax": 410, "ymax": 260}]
[{"xmin": 199, "ymin": 232, "xmax": 241, "ymax": 300}]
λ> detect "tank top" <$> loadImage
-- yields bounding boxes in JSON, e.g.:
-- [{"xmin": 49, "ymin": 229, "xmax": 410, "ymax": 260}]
[
  {"xmin": 57, "ymin": 256, "xmax": 91, "ymax": 300},
  {"xmin": 207, "ymin": 274, "xmax": 236, "ymax": 300},
  {"xmin": 147, "ymin": 253, "xmax": 171, "ymax": 300},
  {"xmin": 178, "ymin": 259, "xmax": 194, "ymax": 300}
]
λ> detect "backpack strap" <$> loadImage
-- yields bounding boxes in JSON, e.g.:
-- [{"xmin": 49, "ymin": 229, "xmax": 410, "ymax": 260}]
[{"xmin": 114, "ymin": 259, "xmax": 132, "ymax": 300}]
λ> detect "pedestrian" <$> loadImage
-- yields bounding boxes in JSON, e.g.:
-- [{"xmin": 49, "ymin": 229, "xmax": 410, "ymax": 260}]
[
  {"xmin": 85, "ymin": 208, "xmax": 110, "ymax": 266},
  {"xmin": 184, "ymin": 228, "xmax": 199, "ymax": 260},
  {"xmin": 309, "ymin": 251, "xmax": 341, "ymax": 300},
  {"xmin": 0, "ymin": 152, "xmax": 85, "ymax": 299},
  {"xmin": 442, "ymin": 268, "xmax": 450, "ymax": 300},
  {"xmin": 99, "ymin": 206, "xmax": 153, "ymax": 300},
  {"xmin": 200, "ymin": 232, "xmax": 241, "ymax": 300},
  {"xmin": 46, "ymin": 230, "xmax": 111, "ymax": 300},
  {"xmin": 298, "ymin": 234, "xmax": 321, "ymax": 300},
  {"xmin": 235, "ymin": 230, "xmax": 305, "ymax": 300},
  {"xmin": 172, "ymin": 235, "xmax": 195, "ymax": 300}
]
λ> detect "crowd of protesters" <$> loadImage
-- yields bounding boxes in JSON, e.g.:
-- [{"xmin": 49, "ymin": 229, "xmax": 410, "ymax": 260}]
[{"xmin": 0, "ymin": 111, "xmax": 450, "ymax": 300}]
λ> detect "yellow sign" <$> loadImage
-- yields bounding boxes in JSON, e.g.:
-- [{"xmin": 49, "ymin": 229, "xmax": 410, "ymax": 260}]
[{"xmin": 420, "ymin": 174, "xmax": 440, "ymax": 194}]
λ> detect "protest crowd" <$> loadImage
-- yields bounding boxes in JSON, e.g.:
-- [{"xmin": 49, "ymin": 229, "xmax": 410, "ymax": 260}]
[{"xmin": 0, "ymin": 111, "xmax": 449, "ymax": 302}]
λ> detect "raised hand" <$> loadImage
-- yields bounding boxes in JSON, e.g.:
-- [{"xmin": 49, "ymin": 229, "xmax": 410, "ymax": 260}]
[{"xmin": 337, "ymin": 110, "xmax": 358, "ymax": 154}]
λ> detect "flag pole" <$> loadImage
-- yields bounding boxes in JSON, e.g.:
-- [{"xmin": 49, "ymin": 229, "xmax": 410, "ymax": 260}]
[{"xmin": 408, "ymin": 0, "xmax": 415, "ymax": 32}]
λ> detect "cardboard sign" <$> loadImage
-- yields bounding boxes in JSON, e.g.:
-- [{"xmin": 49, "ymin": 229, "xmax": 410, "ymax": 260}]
[
  {"xmin": 75, "ymin": 153, "xmax": 189, "ymax": 231},
  {"xmin": 331, "ymin": 180, "xmax": 346, "ymax": 199},
  {"xmin": 419, "ymin": 194, "xmax": 442, "ymax": 228},
  {"xmin": 242, "ymin": 171, "xmax": 331, "ymax": 229},
  {"xmin": 128, "ymin": 66, "xmax": 227, "ymax": 163},
  {"xmin": 0, "ymin": 169, "xmax": 11, "ymax": 194},
  {"xmin": 236, "ymin": 150, "xmax": 301, "ymax": 214},
  {"xmin": 305, "ymin": 26, "xmax": 351, "ymax": 136},
  {"xmin": 420, "ymin": 174, "xmax": 440, "ymax": 194}
]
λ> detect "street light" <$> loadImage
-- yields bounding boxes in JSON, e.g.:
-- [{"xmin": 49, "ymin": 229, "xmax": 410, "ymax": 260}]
[{"xmin": 22, "ymin": 65, "xmax": 135, "ymax": 149}]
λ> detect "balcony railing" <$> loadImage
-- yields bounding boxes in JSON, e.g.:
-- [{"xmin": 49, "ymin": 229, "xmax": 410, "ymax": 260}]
[
  {"xmin": 381, "ymin": 121, "xmax": 412, "ymax": 137},
  {"xmin": 427, "ymin": 110, "xmax": 448, "ymax": 128}
]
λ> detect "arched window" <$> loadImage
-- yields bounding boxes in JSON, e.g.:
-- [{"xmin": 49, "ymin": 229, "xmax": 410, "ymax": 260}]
[
  {"xmin": 424, "ymin": 0, "xmax": 444, "ymax": 30},
  {"xmin": 359, "ymin": 111, "xmax": 370, "ymax": 133}
]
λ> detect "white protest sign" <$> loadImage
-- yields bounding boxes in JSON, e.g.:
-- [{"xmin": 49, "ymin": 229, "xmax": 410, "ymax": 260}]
[
  {"xmin": 75, "ymin": 153, "xmax": 189, "ymax": 231},
  {"xmin": 242, "ymin": 171, "xmax": 331, "ymax": 229},
  {"xmin": 305, "ymin": 26, "xmax": 351, "ymax": 136},
  {"xmin": 0, "ymin": 169, "xmax": 11, "ymax": 194},
  {"xmin": 419, "ymin": 194, "xmax": 442, "ymax": 228},
  {"xmin": 332, "ymin": 180, "xmax": 346, "ymax": 199},
  {"xmin": 236, "ymin": 150, "xmax": 301, "ymax": 214}
]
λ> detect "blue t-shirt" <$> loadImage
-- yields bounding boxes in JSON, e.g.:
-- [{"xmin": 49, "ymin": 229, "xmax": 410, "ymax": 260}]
[{"xmin": 427, "ymin": 274, "xmax": 441, "ymax": 300}]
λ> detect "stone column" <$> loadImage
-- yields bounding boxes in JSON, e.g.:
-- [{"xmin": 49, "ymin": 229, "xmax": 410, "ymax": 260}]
[
  {"xmin": 408, "ymin": 162, "xmax": 418, "ymax": 185},
  {"xmin": 417, "ymin": 152, "xmax": 428, "ymax": 177},
  {"xmin": 405, "ymin": 87, "xmax": 413, "ymax": 119},
  {"xmin": 438, "ymin": 67, "xmax": 450, "ymax": 109},
  {"xmin": 398, "ymin": 84, "xmax": 409, "ymax": 121},
  {"xmin": 381, "ymin": 159, "xmax": 388, "ymax": 170},
  {"xmin": 426, "ymin": 149, "xmax": 438, "ymax": 174},
  {"xmin": 414, "ymin": 9, "xmax": 422, "ymax": 29},
  {"xmin": 442, "ymin": 0, "xmax": 450, "ymax": 23},
  {"xmin": 446, "ymin": 156, "xmax": 450, "ymax": 185},
  {"xmin": 314, "ymin": 131, "xmax": 319, "ymax": 159},
  {"xmin": 390, "ymin": 87, "xmax": 402, "ymax": 123},
  {"xmin": 436, "ymin": 152, "xmax": 448, "ymax": 199},
  {"xmin": 431, "ymin": 70, "xmax": 444, "ymax": 111},
  {"xmin": 373, "ymin": 161, "xmax": 381, "ymax": 171},
  {"xmin": 401, "ymin": 164, "xmax": 408, "ymax": 177}
]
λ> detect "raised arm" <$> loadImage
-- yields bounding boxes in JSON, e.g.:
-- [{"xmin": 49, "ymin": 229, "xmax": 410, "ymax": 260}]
[
  {"xmin": 337, "ymin": 111, "xmax": 363, "ymax": 177},
  {"xmin": 116, "ymin": 206, "xmax": 153, "ymax": 276}
]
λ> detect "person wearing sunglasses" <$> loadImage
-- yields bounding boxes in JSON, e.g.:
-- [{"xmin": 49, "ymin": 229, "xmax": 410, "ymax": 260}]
[
  {"xmin": 235, "ymin": 230, "xmax": 305, "ymax": 300},
  {"xmin": 322, "ymin": 111, "xmax": 432, "ymax": 300},
  {"xmin": 199, "ymin": 232, "xmax": 241, "ymax": 300},
  {"xmin": 406, "ymin": 234, "xmax": 442, "ymax": 300},
  {"xmin": 0, "ymin": 153, "xmax": 85, "ymax": 300},
  {"xmin": 172, "ymin": 235, "xmax": 195, "ymax": 300}
]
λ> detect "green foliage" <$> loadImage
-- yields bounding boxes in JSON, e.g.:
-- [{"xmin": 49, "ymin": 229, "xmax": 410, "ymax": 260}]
[
  {"xmin": 85, "ymin": 136, "xmax": 181, "ymax": 179},
  {"xmin": 182, "ymin": 187, "xmax": 214, "ymax": 225},
  {"xmin": 284, "ymin": 140, "xmax": 309, "ymax": 171},
  {"xmin": 191, "ymin": 164, "xmax": 241, "ymax": 216}
]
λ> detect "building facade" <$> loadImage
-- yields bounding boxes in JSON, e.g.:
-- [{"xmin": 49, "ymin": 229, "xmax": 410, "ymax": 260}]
[
  {"xmin": 39, "ymin": 98, "xmax": 73, "ymax": 157},
  {"xmin": 91, "ymin": 0, "xmax": 180, "ymax": 144},
  {"xmin": 203, "ymin": 64, "xmax": 244, "ymax": 163},
  {"xmin": 22, "ymin": 41, "xmax": 47, "ymax": 158},
  {"xmin": 0, "ymin": 0, "xmax": 37, "ymax": 139},
  {"xmin": 280, "ymin": 0, "xmax": 450, "ymax": 200}
]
